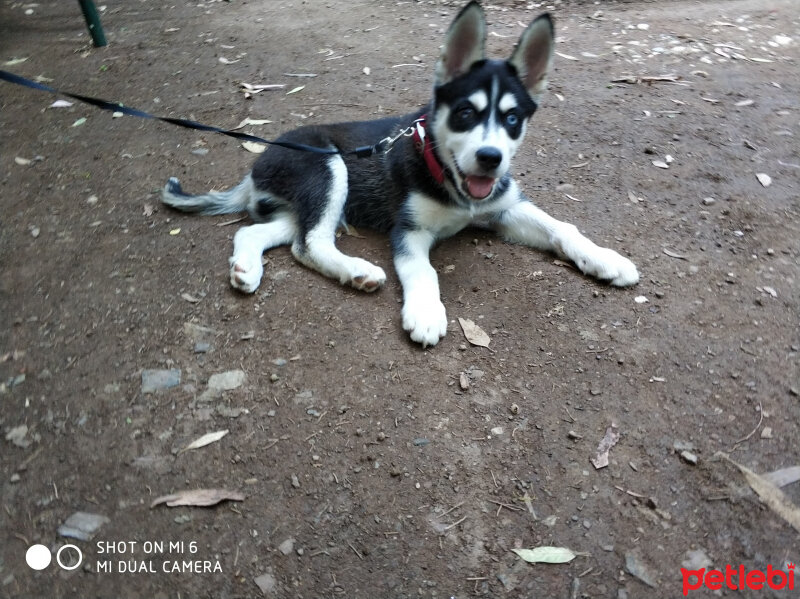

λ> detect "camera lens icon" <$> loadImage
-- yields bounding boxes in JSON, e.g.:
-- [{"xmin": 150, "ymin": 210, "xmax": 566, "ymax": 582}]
[{"xmin": 26, "ymin": 544, "xmax": 83, "ymax": 571}]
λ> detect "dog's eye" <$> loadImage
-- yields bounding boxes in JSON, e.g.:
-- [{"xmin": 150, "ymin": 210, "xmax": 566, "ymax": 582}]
[
  {"xmin": 457, "ymin": 106, "xmax": 476, "ymax": 121},
  {"xmin": 505, "ymin": 113, "xmax": 519, "ymax": 127}
]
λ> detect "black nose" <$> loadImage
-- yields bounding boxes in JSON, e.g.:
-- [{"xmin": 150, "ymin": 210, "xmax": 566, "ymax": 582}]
[{"xmin": 475, "ymin": 147, "xmax": 502, "ymax": 170}]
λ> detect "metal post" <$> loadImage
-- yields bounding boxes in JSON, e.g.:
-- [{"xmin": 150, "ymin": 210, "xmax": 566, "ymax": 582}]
[{"xmin": 77, "ymin": 0, "xmax": 107, "ymax": 47}]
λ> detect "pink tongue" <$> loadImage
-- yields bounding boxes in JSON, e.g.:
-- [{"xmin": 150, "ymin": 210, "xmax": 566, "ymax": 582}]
[{"xmin": 466, "ymin": 175, "xmax": 495, "ymax": 199}]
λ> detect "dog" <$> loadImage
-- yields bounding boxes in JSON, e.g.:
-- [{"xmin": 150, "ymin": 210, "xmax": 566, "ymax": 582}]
[{"xmin": 162, "ymin": 1, "xmax": 639, "ymax": 347}]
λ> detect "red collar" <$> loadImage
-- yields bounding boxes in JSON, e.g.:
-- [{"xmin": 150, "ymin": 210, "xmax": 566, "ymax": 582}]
[{"xmin": 412, "ymin": 116, "xmax": 445, "ymax": 184}]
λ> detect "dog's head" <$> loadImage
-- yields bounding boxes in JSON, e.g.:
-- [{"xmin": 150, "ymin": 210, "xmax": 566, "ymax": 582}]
[{"xmin": 431, "ymin": 2, "xmax": 554, "ymax": 201}]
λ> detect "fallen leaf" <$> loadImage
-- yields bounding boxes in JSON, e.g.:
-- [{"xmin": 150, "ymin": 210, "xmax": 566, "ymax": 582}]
[
  {"xmin": 218, "ymin": 57, "xmax": 240, "ymax": 64},
  {"xmin": 181, "ymin": 430, "xmax": 229, "ymax": 452},
  {"xmin": 286, "ymin": 85, "xmax": 305, "ymax": 95},
  {"xmin": 150, "ymin": 488, "xmax": 244, "ymax": 508},
  {"xmin": 231, "ymin": 117, "xmax": 273, "ymax": 130},
  {"xmin": 169, "ymin": 228, "xmax": 181, "ymax": 236},
  {"xmin": 662, "ymin": 248, "xmax": 688, "ymax": 260},
  {"xmin": 50, "ymin": 100, "xmax": 73, "ymax": 108},
  {"xmin": 458, "ymin": 317, "xmax": 490, "ymax": 348},
  {"xmin": 181, "ymin": 292, "xmax": 202, "ymax": 303},
  {"xmin": 591, "ymin": 425, "xmax": 620, "ymax": 469},
  {"xmin": 756, "ymin": 173, "xmax": 772, "ymax": 187},
  {"xmin": 555, "ymin": 51, "xmax": 579, "ymax": 61},
  {"xmin": 651, "ymin": 160, "xmax": 669, "ymax": 169},
  {"xmin": 72, "ymin": 117, "xmax": 87, "ymax": 127},
  {"xmin": 764, "ymin": 466, "xmax": 800, "ymax": 488},
  {"xmin": 513, "ymin": 546, "xmax": 577, "ymax": 564},
  {"xmin": 3, "ymin": 57, "xmax": 28, "ymax": 66},
  {"xmin": 634, "ymin": 295, "xmax": 649, "ymax": 304},
  {"xmin": 718, "ymin": 453, "xmax": 800, "ymax": 533},
  {"xmin": 242, "ymin": 141, "xmax": 266, "ymax": 154}
]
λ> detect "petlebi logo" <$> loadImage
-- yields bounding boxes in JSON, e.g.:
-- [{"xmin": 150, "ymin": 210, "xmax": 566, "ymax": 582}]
[{"xmin": 681, "ymin": 563, "xmax": 795, "ymax": 595}]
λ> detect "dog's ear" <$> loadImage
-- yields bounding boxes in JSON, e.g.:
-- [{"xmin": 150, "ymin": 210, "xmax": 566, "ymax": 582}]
[
  {"xmin": 435, "ymin": 1, "xmax": 486, "ymax": 86},
  {"xmin": 509, "ymin": 13, "xmax": 554, "ymax": 103}
]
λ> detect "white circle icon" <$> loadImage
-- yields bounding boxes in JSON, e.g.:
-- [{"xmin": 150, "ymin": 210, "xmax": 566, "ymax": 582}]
[
  {"xmin": 26, "ymin": 544, "xmax": 52, "ymax": 570},
  {"xmin": 56, "ymin": 544, "xmax": 83, "ymax": 571}
]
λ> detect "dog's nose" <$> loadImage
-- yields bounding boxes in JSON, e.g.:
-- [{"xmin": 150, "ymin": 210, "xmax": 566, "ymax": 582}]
[{"xmin": 476, "ymin": 147, "xmax": 502, "ymax": 170}]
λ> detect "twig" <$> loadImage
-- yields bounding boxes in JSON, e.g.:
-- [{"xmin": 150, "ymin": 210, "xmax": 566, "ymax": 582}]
[
  {"xmin": 487, "ymin": 499, "xmax": 523, "ymax": 512},
  {"xmin": 216, "ymin": 216, "xmax": 247, "ymax": 227},
  {"xmin": 348, "ymin": 542, "xmax": 363, "ymax": 560},
  {"xmin": 441, "ymin": 516, "xmax": 468, "ymax": 531},
  {"xmin": 732, "ymin": 402, "xmax": 763, "ymax": 448},
  {"xmin": 437, "ymin": 501, "xmax": 464, "ymax": 520}
]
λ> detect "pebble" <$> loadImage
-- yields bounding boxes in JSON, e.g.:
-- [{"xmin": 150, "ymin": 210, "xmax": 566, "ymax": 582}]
[
  {"xmin": 413, "ymin": 438, "xmax": 430, "ymax": 446},
  {"xmin": 702, "ymin": 197, "xmax": 716, "ymax": 206},
  {"xmin": 193, "ymin": 342, "xmax": 211, "ymax": 353},
  {"xmin": 291, "ymin": 474, "xmax": 300, "ymax": 488},
  {"xmin": 207, "ymin": 369, "xmax": 246, "ymax": 391},
  {"xmin": 625, "ymin": 551, "xmax": 658, "ymax": 588},
  {"xmin": 680, "ymin": 450, "xmax": 698, "ymax": 465},
  {"xmin": 254, "ymin": 572, "xmax": 278, "ymax": 595},
  {"xmin": 278, "ymin": 538, "xmax": 295, "ymax": 555},
  {"xmin": 141, "ymin": 369, "xmax": 181, "ymax": 394},
  {"xmin": 58, "ymin": 511, "xmax": 110, "ymax": 541}
]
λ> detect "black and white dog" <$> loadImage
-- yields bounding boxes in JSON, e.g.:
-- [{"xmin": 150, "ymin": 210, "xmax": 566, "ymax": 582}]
[{"xmin": 162, "ymin": 2, "xmax": 638, "ymax": 347}]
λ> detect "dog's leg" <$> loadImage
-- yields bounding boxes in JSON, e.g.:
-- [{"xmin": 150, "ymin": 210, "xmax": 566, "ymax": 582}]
[
  {"xmin": 230, "ymin": 215, "xmax": 297, "ymax": 293},
  {"xmin": 291, "ymin": 156, "xmax": 386, "ymax": 292},
  {"xmin": 393, "ymin": 228, "xmax": 448, "ymax": 347},
  {"xmin": 495, "ymin": 199, "xmax": 639, "ymax": 286}
]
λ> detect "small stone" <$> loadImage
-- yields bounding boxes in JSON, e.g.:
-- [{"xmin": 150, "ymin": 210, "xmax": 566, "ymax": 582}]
[
  {"xmin": 193, "ymin": 342, "xmax": 211, "ymax": 353},
  {"xmin": 377, "ymin": 431, "xmax": 386, "ymax": 442},
  {"xmin": 141, "ymin": 369, "xmax": 181, "ymax": 394},
  {"xmin": 583, "ymin": 519, "xmax": 592, "ymax": 529},
  {"xmin": 682, "ymin": 548, "xmax": 712, "ymax": 570},
  {"xmin": 58, "ymin": 512, "xmax": 110, "ymax": 541},
  {"xmin": 702, "ymin": 197, "xmax": 716, "ymax": 206},
  {"xmin": 413, "ymin": 438, "xmax": 430, "ymax": 447},
  {"xmin": 254, "ymin": 572, "xmax": 277, "ymax": 595},
  {"xmin": 278, "ymin": 538, "xmax": 295, "ymax": 555},
  {"xmin": 296, "ymin": 547, "xmax": 304, "ymax": 556},
  {"xmin": 290, "ymin": 474, "xmax": 300, "ymax": 488},
  {"xmin": 567, "ymin": 430, "xmax": 582, "ymax": 440},
  {"xmin": 271, "ymin": 358, "xmax": 287, "ymax": 367},
  {"xmin": 490, "ymin": 426, "xmax": 504, "ymax": 436},
  {"xmin": 680, "ymin": 450, "xmax": 698, "ymax": 465},
  {"xmin": 625, "ymin": 551, "xmax": 658, "ymax": 588},
  {"xmin": 673, "ymin": 440, "xmax": 694, "ymax": 452},
  {"xmin": 509, "ymin": 403, "xmax": 519, "ymax": 415},
  {"xmin": 10, "ymin": 473, "xmax": 21, "ymax": 483},
  {"xmin": 207, "ymin": 369, "xmax": 246, "ymax": 392},
  {"xmin": 270, "ymin": 373, "xmax": 279, "ymax": 382}
]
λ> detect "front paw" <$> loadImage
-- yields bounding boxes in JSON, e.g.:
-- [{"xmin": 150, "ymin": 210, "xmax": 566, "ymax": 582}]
[
  {"xmin": 402, "ymin": 299, "xmax": 448, "ymax": 347},
  {"xmin": 579, "ymin": 247, "xmax": 639, "ymax": 287},
  {"xmin": 229, "ymin": 256, "xmax": 263, "ymax": 294}
]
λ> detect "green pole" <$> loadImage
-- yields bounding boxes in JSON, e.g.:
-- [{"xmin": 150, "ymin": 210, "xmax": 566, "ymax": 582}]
[{"xmin": 77, "ymin": 0, "xmax": 107, "ymax": 47}]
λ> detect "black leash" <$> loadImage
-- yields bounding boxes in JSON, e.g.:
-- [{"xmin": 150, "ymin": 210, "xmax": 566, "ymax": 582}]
[{"xmin": 0, "ymin": 69, "xmax": 387, "ymax": 158}]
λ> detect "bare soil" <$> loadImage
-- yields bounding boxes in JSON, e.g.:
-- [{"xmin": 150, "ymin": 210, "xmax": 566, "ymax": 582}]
[{"xmin": 1, "ymin": 1, "xmax": 799, "ymax": 597}]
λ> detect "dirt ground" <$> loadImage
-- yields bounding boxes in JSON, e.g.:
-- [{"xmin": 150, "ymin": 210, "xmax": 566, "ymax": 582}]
[{"xmin": 1, "ymin": 0, "xmax": 799, "ymax": 597}]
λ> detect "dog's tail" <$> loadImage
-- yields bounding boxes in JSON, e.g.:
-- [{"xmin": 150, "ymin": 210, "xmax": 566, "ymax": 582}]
[{"xmin": 161, "ymin": 175, "xmax": 254, "ymax": 215}]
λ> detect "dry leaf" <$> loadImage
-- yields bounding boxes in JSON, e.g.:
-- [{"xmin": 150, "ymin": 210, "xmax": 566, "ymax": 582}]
[
  {"xmin": 756, "ymin": 173, "xmax": 772, "ymax": 187},
  {"xmin": 3, "ymin": 57, "xmax": 28, "ymax": 66},
  {"xmin": 513, "ymin": 547, "xmax": 577, "ymax": 564},
  {"xmin": 169, "ymin": 228, "xmax": 181, "ymax": 236},
  {"xmin": 151, "ymin": 488, "xmax": 244, "ymax": 508},
  {"xmin": 181, "ymin": 292, "xmax": 202, "ymax": 304},
  {"xmin": 718, "ymin": 454, "xmax": 800, "ymax": 534},
  {"xmin": 232, "ymin": 117, "xmax": 273, "ymax": 130},
  {"xmin": 181, "ymin": 430, "xmax": 229, "ymax": 452},
  {"xmin": 555, "ymin": 51, "xmax": 579, "ymax": 61},
  {"xmin": 458, "ymin": 317, "xmax": 490, "ymax": 348},
  {"xmin": 764, "ymin": 466, "xmax": 800, "ymax": 488},
  {"xmin": 662, "ymin": 248, "xmax": 688, "ymax": 260},
  {"xmin": 218, "ymin": 57, "xmax": 240, "ymax": 64},
  {"xmin": 50, "ymin": 100, "xmax": 73, "ymax": 108},
  {"xmin": 286, "ymin": 85, "xmax": 305, "ymax": 95},
  {"xmin": 652, "ymin": 160, "xmax": 669, "ymax": 169},
  {"xmin": 591, "ymin": 425, "xmax": 620, "ymax": 469},
  {"xmin": 242, "ymin": 141, "xmax": 266, "ymax": 154},
  {"xmin": 72, "ymin": 117, "xmax": 87, "ymax": 127}
]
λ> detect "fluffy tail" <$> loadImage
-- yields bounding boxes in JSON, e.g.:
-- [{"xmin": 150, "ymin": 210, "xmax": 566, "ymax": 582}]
[{"xmin": 161, "ymin": 175, "xmax": 254, "ymax": 215}]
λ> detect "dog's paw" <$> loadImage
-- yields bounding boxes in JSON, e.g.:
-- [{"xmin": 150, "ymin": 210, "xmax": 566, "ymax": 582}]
[
  {"xmin": 402, "ymin": 298, "xmax": 448, "ymax": 347},
  {"xmin": 578, "ymin": 247, "xmax": 639, "ymax": 287},
  {"xmin": 349, "ymin": 262, "xmax": 387, "ymax": 293},
  {"xmin": 229, "ymin": 256, "xmax": 263, "ymax": 294}
]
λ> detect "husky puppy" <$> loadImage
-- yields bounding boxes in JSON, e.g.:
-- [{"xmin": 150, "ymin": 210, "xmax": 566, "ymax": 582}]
[{"xmin": 163, "ymin": 1, "xmax": 638, "ymax": 347}]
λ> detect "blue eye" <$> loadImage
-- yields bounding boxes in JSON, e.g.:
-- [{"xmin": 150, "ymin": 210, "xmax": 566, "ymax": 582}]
[{"xmin": 505, "ymin": 113, "xmax": 519, "ymax": 127}]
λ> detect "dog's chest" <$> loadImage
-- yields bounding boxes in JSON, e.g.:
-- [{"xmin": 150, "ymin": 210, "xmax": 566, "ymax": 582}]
[{"xmin": 407, "ymin": 192, "xmax": 479, "ymax": 238}]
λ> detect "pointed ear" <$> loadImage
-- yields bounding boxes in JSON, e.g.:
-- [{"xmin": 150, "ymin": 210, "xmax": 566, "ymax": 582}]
[
  {"xmin": 509, "ymin": 13, "xmax": 555, "ymax": 103},
  {"xmin": 434, "ymin": 1, "xmax": 486, "ymax": 86}
]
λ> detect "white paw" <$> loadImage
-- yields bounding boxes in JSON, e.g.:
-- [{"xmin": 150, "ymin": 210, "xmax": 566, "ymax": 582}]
[
  {"xmin": 229, "ymin": 256, "xmax": 263, "ymax": 294},
  {"xmin": 402, "ymin": 298, "xmax": 448, "ymax": 347},
  {"xmin": 578, "ymin": 247, "xmax": 639, "ymax": 287},
  {"xmin": 348, "ymin": 261, "xmax": 386, "ymax": 293}
]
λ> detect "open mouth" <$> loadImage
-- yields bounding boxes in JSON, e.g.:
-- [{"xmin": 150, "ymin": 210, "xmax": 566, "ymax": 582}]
[{"xmin": 451, "ymin": 156, "xmax": 497, "ymax": 200}]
